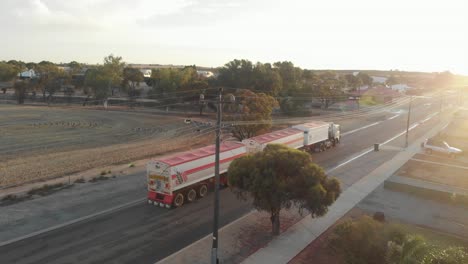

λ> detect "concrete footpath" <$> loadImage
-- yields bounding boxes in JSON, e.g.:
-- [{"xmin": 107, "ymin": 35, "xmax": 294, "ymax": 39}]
[
  {"xmin": 158, "ymin": 117, "xmax": 451, "ymax": 263},
  {"xmin": 241, "ymin": 119, "xmax": 451, "ymax": 264}
]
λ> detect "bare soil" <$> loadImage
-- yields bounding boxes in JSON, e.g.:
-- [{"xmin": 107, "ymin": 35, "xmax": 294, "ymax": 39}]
[{"xmin": 0, "ymin": 105, "xmax": 214, "ymax": 187}]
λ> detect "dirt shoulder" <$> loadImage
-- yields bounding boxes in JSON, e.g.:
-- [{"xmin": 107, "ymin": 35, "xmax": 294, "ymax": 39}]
[{"xmin": 0, "ymin": 135, "xmax": 213, "ymax": 199}]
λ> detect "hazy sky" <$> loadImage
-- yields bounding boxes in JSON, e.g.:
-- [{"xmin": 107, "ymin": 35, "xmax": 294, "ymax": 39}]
[{"xmin": 1, "ymin": 0, "xmax": 467, "ymax": 74}]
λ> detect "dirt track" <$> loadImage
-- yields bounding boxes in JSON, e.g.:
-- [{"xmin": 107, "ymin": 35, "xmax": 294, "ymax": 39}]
[{"xmin": 0, "ymin": 105, "xmax": 213, "ymax": 187}]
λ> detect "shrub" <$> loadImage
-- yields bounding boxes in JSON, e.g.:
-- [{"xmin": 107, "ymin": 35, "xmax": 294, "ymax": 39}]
[
  {"xmin": 89, "ymin": 175, "xmax": 109, "ymax": 183},
  {"xmin": 129, "ymin": 163, "xmax": 135, "ymax": 168},
  {"xmin": 1, "ymin": 194, "xmax": 17, "ymax": 201},
  {"xmin": 329, "ymin": 216, "xmax": 467, "ymax": 264},
  {"xmin": 328, "ymin": 216, "xmax": 404, "ymax": 264},
  {"xmin": 100, "ymin": 170, "xmax": 107, "ymax": 176},
  {"xmin": 27, "ymin": 183, "xmax": 65, "ymax": 196},
  {"xmin": 74, "ymin": 178, "xmax": 85, "ymax": 183}
]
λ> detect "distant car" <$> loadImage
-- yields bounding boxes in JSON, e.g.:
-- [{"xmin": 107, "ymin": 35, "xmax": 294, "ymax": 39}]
[{"xmin": 421, "ymin": 138, "xmax": 463, "ymax": 158}]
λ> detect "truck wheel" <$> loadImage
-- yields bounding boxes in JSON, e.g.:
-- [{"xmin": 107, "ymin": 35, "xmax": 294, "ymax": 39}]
[
  {"xmin": 187, "ymin": 189, "xmax": 197, "ymax": 202},
  {"xmin": 425, "ymin": 149, "xmax": 432, "ymax": 155},
  {"xmin": 198, "ymin": 185, "xmax": 208, "ymax": 198},
  {"xmin": 173, "ymin": 193, "xmax": 184, "ymax": 207},
  {"xmin": 320, "ymin": 144, "xmax": 326, "ymax": 152}
]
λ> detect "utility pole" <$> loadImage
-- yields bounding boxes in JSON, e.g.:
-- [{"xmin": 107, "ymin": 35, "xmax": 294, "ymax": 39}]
[
  {"xmin": 437, "ymin": 91, "xmax": 444, "ymax": 123},
  {"xmin": 439, "ymin": 92, "xmax": 443, "ymax": 114},
  {"xmin": 211, "ymin": 87, "xmax": 222, "ymax": 264},
  {"xmin": 405, "ymin": 96, "xmax": 413, "ymax": 148}
]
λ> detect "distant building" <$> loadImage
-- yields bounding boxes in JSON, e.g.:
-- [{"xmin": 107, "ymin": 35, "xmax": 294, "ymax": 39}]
[
  {"xmin": 18, "ymin": 69, "xmax": 36, "ymax": 79},
  {"xmin": 349, "ymin": 85, "xmax": 400, "ymax": 103},
  {"xmin": 371, "ymin": 76, "xmax": 387, "ymax": 84},
  {"xmin": 197, "ymin": 70, "xmax": 214, "ymax": 78},
  {"xmin": 139, "ymin": 69, "xmax": 152, "ymax": 78},
  {"xmin": 57, "ymin": 66, "xmax": 71, "ymax": 73},
  {"xmin": 390, "ymin": 84, "xmax": 411, "ymax": 93}
]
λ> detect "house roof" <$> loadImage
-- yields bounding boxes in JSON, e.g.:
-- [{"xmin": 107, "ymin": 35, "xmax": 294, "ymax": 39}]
[{"xmin": 157, "ymin": 141, "xmax": 245, "ymax": 166}]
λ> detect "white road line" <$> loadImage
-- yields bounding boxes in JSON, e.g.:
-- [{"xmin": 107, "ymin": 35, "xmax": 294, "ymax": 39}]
[
  {"xmin": 327, "ymin": 148, "xmax": 373, "ymax": 173},
  {"xmin": 410, "ymin": 158, "xmax": 468, "ymax": 170},
  {"xmin": 342, "ymin": 121, "xmax": 381, "ymax": 136},
  {"xmin": 0, "ymin": 198, "xmax": 145, "ymax": 247},
  {"xmin": 387, "ymin": 114, "xmax": 401, "ymax": 120},
  {"xmin": 329, "ymin": 111, "xmax": 440, "ymax": 173}
]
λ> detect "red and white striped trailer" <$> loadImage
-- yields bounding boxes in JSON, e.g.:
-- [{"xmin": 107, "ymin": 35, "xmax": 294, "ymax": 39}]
[
  {"xmin": 242, "ymin": 128, "xmax": 304, "ymax": 153},
  {"xmin": 147, "ymin": 141, "xmax": 246, "ymax": 208}
]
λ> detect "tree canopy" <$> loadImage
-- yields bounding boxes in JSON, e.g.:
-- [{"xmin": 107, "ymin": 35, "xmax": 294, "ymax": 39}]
[
  {"xmin": 223, "ymin": 89, "xmax": 278, "ymax": 140},
  {"xmin": 84, "ymin": 54, "xmax": 125, "ymax": 101},
  {"xmin": 33, "ymin": 62, "xmax": 63, "ymax": 101},
  {"xmin": 329, "ymin": 216, "xmax": 468, "ymax": 264},
  {"xmin": 0, "ymin": 62, "xmax": 20, "ymax": 81},
  {"xmin": 122, "ymin": 67, "xmax": 144, "ymax": 99},
  {"xmin": 148, "ymin": 66, "xmax": 207, "ymax": 103},
  {"xmin": 228, "ymin": 144, "xmax": 341, "ymax": 235}
]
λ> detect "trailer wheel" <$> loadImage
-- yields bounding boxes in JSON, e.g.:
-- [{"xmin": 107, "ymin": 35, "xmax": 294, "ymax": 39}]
[
  {"xmin": 198, "ymin": 184, "xmax": 208, "ymax": 198},
  {"xmin": 187, "ymin": 189, "xmax": 197, "ymax": 202},
  {"xmin": 320, "ymin": 144, "xmax": 326, "ymax": 152},
  {"xmin": 173, "ymin": 193, "xmax": 184, "ymax": 207}
]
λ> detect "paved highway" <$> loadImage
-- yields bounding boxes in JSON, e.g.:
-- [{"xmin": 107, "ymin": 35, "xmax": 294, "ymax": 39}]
[{"xmin": 0, "ymin": 97, "xmax": 445, "ymax": 264}]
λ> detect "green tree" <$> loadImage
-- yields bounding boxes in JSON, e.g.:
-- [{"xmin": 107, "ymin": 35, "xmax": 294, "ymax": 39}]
[
  {"xmin": 252, "ymin": 62, "xmax": 283, "ymax": 96},
  {"xmin": 34, "ymin": 62, "xmax": 61, "ymax": 102},
  {"xmin": 7, "ymin": 60, "xmax": 26, "ymax": 70},
  {"xmin": 84, "ymin": 67, "xmax": 111, "ymax": 102},
  {"xmin": 13, "ymin": 80, "xmax": 30, "ymax": 104},
  {"xmin": 345, "ymin": 74, "xmax": 363, "ymax": 93},
  {"xmin": 422, "ymin": 246, "xmax": 467, "ymax": 264},
  {"xmin": 273, "ymin": 61, "xmax": 302, "ymax": 93},
  {"xmin": 329, "ymin": 216, "xmax": 404, "ymax": 264},
  {"xmin": 217, "ymin": 59, "xmax": 254, "ymax": 88},
  {"xmin": 149, "ymin": 68, "xmax": 179, "ymax": 98},
  {"xmin": 84, "ymin": 55, "xmax": 125, "ymax": 103},
  {"xmin": 0, "ymin": 62, "xmax": 20, "ymax": 81},
  {"xmin": 228, "ymin": 144, "xmax": 341, "ymax": 235},
  {"xmin": 329, "ymin": 216, "xmax": 467, "ymax": 264},
  {"xmin": 387, "ymin": 236, "xmax": 468, "ymax": 264},
  {"xmin": 68, "ymin": 61, "xmax": 82, "ymax": 74},
  {"xmin": 224, "ymin": 89, "xmax": 278, "ymax": 140},
  {"xmin": 25, "ymin": 62, "xmax": 37, "ymax": 70},
  {"xmin": 386, "ymin": 235, "xmax": 432, "ymax": 264},
  {"xmin": 357, "ymin": 72, "xmax": 373, "ymax": 88},
  {"xmin": 102, "ymin": 54, "xmax": 125, "ymax": 95},
  {"xmin": 122, "ymin": 67, "xmax": 144, "ymax": 99},
  {"xmin": 386, "ymin": 75, "xmax": 400, "ymax": 87}
]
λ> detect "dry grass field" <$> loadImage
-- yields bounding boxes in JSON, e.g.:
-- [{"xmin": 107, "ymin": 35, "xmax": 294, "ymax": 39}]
[{"xmin": 0, "ymin": 105, "xmax": 214, "ymax": 187}]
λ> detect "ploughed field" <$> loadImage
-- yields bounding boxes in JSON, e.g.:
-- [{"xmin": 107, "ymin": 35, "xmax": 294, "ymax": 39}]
[{"xmin": 0, "ymin": 105, "xmax": 211, "ymax": 187}]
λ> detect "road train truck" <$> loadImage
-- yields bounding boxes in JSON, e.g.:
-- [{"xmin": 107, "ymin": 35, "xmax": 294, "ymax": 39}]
[{"xmin": 147, "ymin": 121, "xmax": 340, "ymax": 208}]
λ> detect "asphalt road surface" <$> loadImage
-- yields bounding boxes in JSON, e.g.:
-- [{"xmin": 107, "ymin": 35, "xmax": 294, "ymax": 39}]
[{"xmin": 0, "ymin": 96, "xmax": 446, "ymax": 264}]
